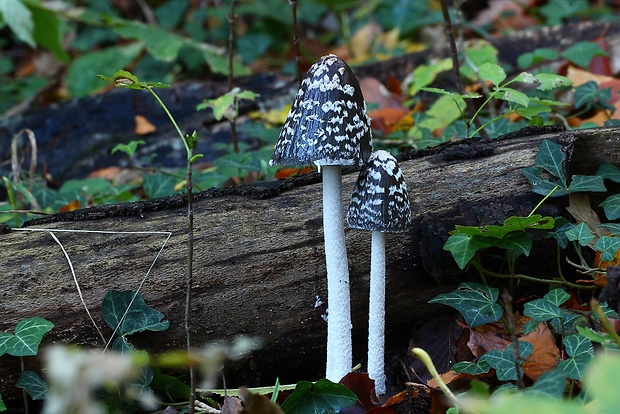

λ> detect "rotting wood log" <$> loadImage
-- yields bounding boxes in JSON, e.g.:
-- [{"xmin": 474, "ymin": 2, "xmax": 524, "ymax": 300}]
[{"xmin": 1, "ymin": 126, "xmax": 619, "ymax": 405}]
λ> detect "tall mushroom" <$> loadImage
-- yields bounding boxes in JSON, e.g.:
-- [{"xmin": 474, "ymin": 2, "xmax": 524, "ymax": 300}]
[
  {"xmin": 347, "ymin": 150, "xmax": 411, "ymax": 395},
  {"xmin": 270, "ymin": 54, "xmax": 373, "ymax": 381}
]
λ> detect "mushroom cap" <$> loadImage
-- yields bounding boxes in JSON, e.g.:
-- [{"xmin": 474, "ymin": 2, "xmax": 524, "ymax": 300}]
[
  {"xmin": 270, "ymin": 54, "xmax": 373, "ymax": 167},
  {"xmin": 347, "ymin": 150, "xmax": 412, "ymax": 232}
]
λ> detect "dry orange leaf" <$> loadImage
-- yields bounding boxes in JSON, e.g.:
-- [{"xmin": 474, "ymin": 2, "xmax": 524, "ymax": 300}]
[
  {"xmin": 135, "ymin": 115, "xmax": 157, "ymax": 135},
  {"xmin": 426, "ymin": 370, "xmax": 462, "ymax": 388},
  {"xmin": 274, "ymin": 166, "xmax": 314, "ymax": 180},
  {"xmin": 88, "ymin": 166, "xmax": 122, "ymax": 180},
  {"xmin": 59, "ymin": 199, "xmax": 81, "ymax": 212},
  {"xmin": 369, "ymin": 107, "xmax": 410, "ymax": 135},
  {"xmin": 521, "ymin": 323, "xmax": 560, "ymax": 380}
]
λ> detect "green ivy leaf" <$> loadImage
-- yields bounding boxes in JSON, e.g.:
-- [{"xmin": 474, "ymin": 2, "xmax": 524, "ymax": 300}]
[
  {"xmin": 535, "ymin": 140, "xmax": 567, "ymax": 186},
  {"xmin": 480, "ymin": 341, "xmax": 533, "ymax": 381},
  {"xmin": 16, "ymin": 371, "xmax": 48, "ymax": 400},
  {"xmin": 521, "ymin": 166, "xmax": 568, "ymax": 197},
  {"xmin": 543, "ymin": 289, "xmax": 571, "ymax": 306},
  {"xmin": 602, "ymin": 223, "xmax": 620, "ymax": 236},
  {"xmin": 479, "ymin": 63, "xmax": 506, "ymax": 87},
  {"xmin": 594, "ymin": 236, "xmax": 620, "ymax": 262},
  {"xmin": 526, "ymin": 368, "xmax": 569, "ymax": 398},
  {"xmin": 576, "ymin": 326, "xmax": 618, "ymax": 352},
  {"xmin": 453, "ymin": 215, "xmax": 555, "ymax": 238},
  {"xmin": 574, "ymin": 81, "xmax": 615, "ymax": 112},
  {"xmin": 143, "ymin": 173, "xmax": 177, "ymax": 199},
  {"xmin": 0, "ymin": 317, "xmax": 53, "ymax": 357},
  {"xmin": 523, "ymin": 299, "xmax": 562, "ymax": 322},
  {"xmin": 600, "ymin": 194, "xmax": 620, "ymax": 221},
  {"xmin": 429, "ymin": 282, "xmax": 502, "ymax": 328},
  {"xmin": 443, "ymin": 233, "xmax": 490, "ymax": 269},
  {"xmin": 492, "ymin": 231, "xmax": 533, "ymax": 257},
  {"xmin": 523, "ymin": 320, "xmax": 540, "ymax": 335},
  {"xmin": 101, "ymin": 290, "xmax": 169, "ymax": 336},
  {"xmin": 0, "ymin": 393, "xmax": 5, "ymax": 411},
  {"xmin": 597, "ymin": 164, "xmax": 620, "ymax": 183},
  {"xmin": 569, "ymin": 175, "xmax": 606, "ymax": 193},
  {"xmin": 0, "ymin": 0, "xmax": 35, "ymax": 48},
  {"xmin": 557, "ymin": 334, "xmax": 593, "ymax": 380},
  {"xmin": 560, "ymin": 41, "xmax": 607, "ymax": 68},
  {"xmin": 565, "ymin": 222, "xmax": 594, "ymax": 246},
  {"xmin": 452, "ymin": 359, "xmax": 491, "ymax": 375},
  {"xmin": 280, "ymin": 379, "xmax": 357, "ymax": 414}
]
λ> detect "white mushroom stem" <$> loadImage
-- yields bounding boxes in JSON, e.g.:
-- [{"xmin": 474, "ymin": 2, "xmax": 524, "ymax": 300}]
[
  {"xmin": 322, "ymin": 165, "xmax": 352, "ymax": 382},
  {"xmin": 368, "ymin": 230, "xmax": 386, "ymax": 395}
]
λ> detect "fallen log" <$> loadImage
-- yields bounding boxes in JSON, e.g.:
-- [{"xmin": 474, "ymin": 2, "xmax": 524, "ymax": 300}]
[{"xmin": 0, "ymin": 126, "xmax": 618, "ymax": 406}]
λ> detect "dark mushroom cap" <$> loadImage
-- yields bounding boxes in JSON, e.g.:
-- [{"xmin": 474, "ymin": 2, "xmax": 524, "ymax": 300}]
[
  {"xmin": 347, "ymin": 150, "xmax": 412, "ymax": 232},
  {"xmin": 270, "ymin": 54, "xmax": 372, "ymax": 167}
]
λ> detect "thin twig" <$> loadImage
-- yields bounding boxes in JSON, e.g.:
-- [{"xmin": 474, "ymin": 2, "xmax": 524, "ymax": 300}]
[
  {"xmin": 228, "ymin": 0, "xmax": 239, "ymax": 153},
  {"xmin": 439, "ymin": 0, "xmax": 489, "ymax": 139},
  {"xmin": 289, "ymin": 0, "xmax": 302, "ymax": 85},
  {"xmin": 501, "ymin": 291, "xmax": 525, "ymax": 389}
]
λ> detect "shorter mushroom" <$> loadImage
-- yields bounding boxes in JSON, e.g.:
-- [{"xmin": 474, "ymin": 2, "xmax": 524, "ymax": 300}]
[{"xmin": 347, "ymin": 150, "xmax": 412, "ymax": 396}]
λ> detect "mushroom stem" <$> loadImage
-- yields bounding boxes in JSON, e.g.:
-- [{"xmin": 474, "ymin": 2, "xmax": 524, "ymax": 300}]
[
  {"xmin": 368, "ymin": 230, "xmax": 386, "ymax": 395},
  {"xmin": 322, "ymin": 165, "xmax": 352, "ymax": 382}
]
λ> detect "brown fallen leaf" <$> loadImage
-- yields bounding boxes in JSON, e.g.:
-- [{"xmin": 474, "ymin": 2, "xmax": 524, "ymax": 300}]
[
  {"xmin": 239, "ymin": 386, "xmax": 284, "ymax": 414},
  {"xmin": 520, "ymin": 323, "xmax": 560, "ymax": 381},
  {"xmin": 135, "ymin": 114, "xmax": 157, "ymax": 135}
]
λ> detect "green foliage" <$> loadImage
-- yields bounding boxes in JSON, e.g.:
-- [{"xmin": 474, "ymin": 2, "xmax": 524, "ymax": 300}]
[
  {"xmin": 16, "ymin": 371, "xmax": 48, "ymax": 400},
  {"xmin": 560, "ymin": 41, "xmax": 607, "ymax": 68},
  {"xmin": 0, "ymin": 317, "xmax": 53, "ymax": 357},
  {"xmin": 521, "ymin": 139, "xmax": 606, "ymax": 196},
  {"xmin": 482, "ymin": 342, "xmax": 534, "ymax": 381},
  {"xmin": 574, "ymin": 81, "xmax": 615, "ymax": 113},
  {"xmin": 443, "ymin": 215, "xmax": 554, "ymax": 269},
  {"xmin": 102, "ymin": 290, "xmax": 170, "ymax": 337},
  {"xmin": 556, "ymin": 334, "xmax": 593, "ymax": 380},
  {"xmin": 111, "ymin": 140, "xmax": 146, "ymax": 158},
  {"xmin": 197, "ymin": 87, "xmax": 260, "ymax": 122},
  {"xmin": 415, "ymin": 60, "xmax": 571, "ymax": 143},
  {"xmin": 280, "ymin": 379, "xmax": 357, "ymax": 414},
  {"xmin": 429, "ymin": 282, "xmax": 503, "ymax": 327}
]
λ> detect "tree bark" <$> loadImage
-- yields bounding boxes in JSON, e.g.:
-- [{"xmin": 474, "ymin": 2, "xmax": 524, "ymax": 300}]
[{"xmin": 1, "ymin": 126, "xmax": 619, "ymax": 404}]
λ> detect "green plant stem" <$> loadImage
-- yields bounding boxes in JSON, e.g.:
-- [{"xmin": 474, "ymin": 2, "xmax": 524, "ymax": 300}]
[
  {"xmin": 146, "ymin": 88, "xmax": 190, "ymax": 155},
  {"xmin": 472, "ymin": 262, "xmax": 597, "ymax": 289},
  {"xmin": 186, "ymin": 153, "xmax": 196, "ymax": 414},
  {"xmin": 411, "ymin": 348, "xmax": 460, "ymax": 408},
  {"xmin": 20, "ymin": 356, "xmax": 28, "ymax": 414},
  {"xmin": 590, "ymin": 299, "xmax": 620, "ymax": 349},
  {"xmin": 3, "ymin": 177, "xmax": 20, "ymax": 227}
]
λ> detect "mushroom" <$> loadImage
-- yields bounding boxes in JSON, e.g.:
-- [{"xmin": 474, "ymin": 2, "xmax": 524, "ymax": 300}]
[
  {"xmin": 270, "ymin": 54, "xmax": 373, "ymax": 381},
  {"xmin": 346, "ymin": 150, "xmax": 412, "ymax": 395}
]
